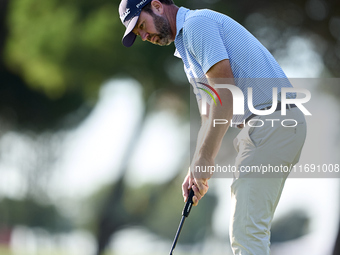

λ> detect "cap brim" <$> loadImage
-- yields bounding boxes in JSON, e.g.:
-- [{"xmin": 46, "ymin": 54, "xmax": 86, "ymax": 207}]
[{"xmin": 122, "ymin": 15, "xmax": 139, "ymax": 47}]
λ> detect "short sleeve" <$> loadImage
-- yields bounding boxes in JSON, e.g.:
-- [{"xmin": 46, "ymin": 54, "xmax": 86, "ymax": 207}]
[{"xmin": 183, "ymin": 16, "xmax": 229, "ymax": 74}]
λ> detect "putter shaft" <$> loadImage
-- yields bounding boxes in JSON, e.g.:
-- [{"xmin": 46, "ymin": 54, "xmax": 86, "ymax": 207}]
[
  {"xmin": 169, "ymin": 216, "xmax": 186, "ymax": 255},
  {"xmin": 169, "ymin": 189, "xmax": 195, "ymax": 255}
]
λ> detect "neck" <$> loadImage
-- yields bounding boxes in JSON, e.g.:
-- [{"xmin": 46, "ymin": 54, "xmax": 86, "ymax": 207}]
[{"xmin": 164, "ymin": 5, "xmax": 179, "ymax": 40}]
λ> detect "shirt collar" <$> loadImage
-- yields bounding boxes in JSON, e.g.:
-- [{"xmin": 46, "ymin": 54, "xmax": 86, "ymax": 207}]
[{"xmin": 175, "ymin": 7, "xmax": 190, "ymax": 38}]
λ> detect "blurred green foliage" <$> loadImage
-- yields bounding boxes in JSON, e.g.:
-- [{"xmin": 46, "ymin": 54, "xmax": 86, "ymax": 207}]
[
  {"xmin": 3, "ymin": 0, "xmax": 188, "ymax": 103},
  {"xmin": 5, "ymin": 0, "xmax": 119, "ymax": 99},
  {"xmin": 0, "ymin": 198, "xmax": 72, "ymax": 233}
]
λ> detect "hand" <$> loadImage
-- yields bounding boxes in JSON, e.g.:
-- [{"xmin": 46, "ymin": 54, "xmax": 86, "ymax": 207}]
[
  {"xmin": 182, "ymin": 156, "xmax": 213, "ymax": 206},
  {"xmin": 182, "ymin": 171, "xmax": 191, "ymax": 203}
]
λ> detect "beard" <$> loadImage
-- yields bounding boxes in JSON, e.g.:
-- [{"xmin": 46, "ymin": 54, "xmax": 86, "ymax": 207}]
[{"xmin": 148, "ymin": 12, "xmax": 173, "ymax": 46}]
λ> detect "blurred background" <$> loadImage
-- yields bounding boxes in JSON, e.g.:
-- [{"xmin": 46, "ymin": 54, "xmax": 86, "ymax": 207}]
[{"xmin": 0, "ymin": 0, "xmax": 340, "ymax": 254}]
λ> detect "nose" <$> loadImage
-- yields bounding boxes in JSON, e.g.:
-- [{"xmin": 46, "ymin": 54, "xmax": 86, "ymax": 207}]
[{"xmin": 140, "ymin": 31, "xmax": 148, "ymax": 41}]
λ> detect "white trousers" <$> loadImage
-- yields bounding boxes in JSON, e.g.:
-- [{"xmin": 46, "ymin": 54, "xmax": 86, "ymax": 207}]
[{"xmin": 230, "ymin": 107, "xmax": 307, "ymax": 255}]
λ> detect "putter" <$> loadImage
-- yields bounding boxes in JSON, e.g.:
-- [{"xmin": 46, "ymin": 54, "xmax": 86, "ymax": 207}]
[{"xmin": 169, "ymin": 189, "xmax": 195, "ymax": 255}]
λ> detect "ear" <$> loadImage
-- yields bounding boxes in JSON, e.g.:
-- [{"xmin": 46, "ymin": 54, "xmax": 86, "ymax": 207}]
[{"xmin": 150, "ymin": 0, "xmax": 164, "ymax": 15}]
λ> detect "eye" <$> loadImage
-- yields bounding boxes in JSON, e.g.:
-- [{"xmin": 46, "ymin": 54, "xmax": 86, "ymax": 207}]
[{"xmin": 139, "ymin": 23, "xmax": 144, "ymax": 29}]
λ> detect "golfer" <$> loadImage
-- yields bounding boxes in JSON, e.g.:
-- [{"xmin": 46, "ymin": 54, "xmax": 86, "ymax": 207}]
[{"xmin": 119, "ymin": 0, "xmax": 307, "ymax": 254}]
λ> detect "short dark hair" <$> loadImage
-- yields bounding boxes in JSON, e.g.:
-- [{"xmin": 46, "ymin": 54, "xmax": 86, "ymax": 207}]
[{"xmin": 143, "ymin": 0, "xmax": 174, "ymax": 14}]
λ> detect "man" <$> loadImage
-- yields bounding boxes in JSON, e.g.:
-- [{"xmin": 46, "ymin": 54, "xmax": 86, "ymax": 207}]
[{"xmin": 119, "ymin": 0, "xmax": 307, "ymax": 254}]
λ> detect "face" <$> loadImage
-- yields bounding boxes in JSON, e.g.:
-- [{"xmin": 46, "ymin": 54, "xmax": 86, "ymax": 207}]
[{"xmin": 133, "ymin": 10, "xmax": 173, "ymax": 46}]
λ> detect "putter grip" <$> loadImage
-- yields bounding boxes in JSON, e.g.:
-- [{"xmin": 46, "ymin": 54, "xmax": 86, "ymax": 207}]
[{"xmin": 182, "ymin": 189, "xmax": 194, "ymax": 217}]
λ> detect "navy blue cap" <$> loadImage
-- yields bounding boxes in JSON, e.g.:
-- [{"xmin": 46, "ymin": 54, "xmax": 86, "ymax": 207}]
[{"xmin": 119, "ymin": 0, "xmax": 153, "ymax": 47}]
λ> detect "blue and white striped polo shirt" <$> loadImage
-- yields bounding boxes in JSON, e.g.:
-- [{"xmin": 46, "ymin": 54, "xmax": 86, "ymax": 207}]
[{"xmin": 174, "ymin": 7, "xmax": 294, "ymax": 124}]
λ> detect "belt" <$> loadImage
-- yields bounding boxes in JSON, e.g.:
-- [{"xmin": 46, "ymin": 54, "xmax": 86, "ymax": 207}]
[
  {"xmin": 245, "ymin": 104, "xmax": 297, "ymax": 123},
  {"xmin": 237, "ymin": 104, "xmax": 297, "ymax": 129}
]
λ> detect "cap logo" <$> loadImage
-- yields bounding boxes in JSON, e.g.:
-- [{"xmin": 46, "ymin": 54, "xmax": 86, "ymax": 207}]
[
  {"xmin": 120, "ymin": 8, "xmax": 131, "ymax": 22},
  {"xmin": 136, "ymin": 0, "xmax": 149, "ymax": 9}
]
